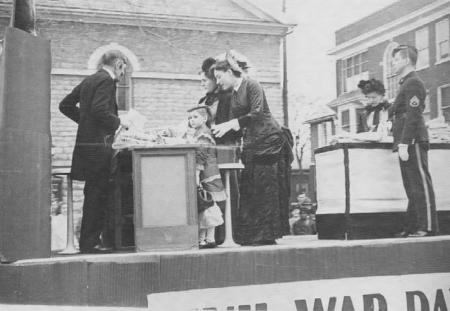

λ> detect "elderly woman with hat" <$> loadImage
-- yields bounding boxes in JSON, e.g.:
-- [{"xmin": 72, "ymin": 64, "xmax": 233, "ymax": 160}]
[
  {"xmin": 212, "ymin": 52, "xmax": 293, "ymax": 246},
  {"xmin": 356, "ymin": 79, "xmax": 391, "ymax": 134}
]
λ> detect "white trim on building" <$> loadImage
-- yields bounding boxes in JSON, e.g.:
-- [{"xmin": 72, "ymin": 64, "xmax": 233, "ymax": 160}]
[
  {"xmin": 328, "ymin": 0, "xmax": 450, "ymax": 58},
  {"xmin": 437, "ymin": 83, "xmax": 450, "ymax": 119},
  {"xmin": 435, "ymin": 17, "xmax": 450, "ymax": 65}
]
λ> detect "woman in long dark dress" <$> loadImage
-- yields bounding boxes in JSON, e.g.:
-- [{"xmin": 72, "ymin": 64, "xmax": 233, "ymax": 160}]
[
  {"xmin": 212, "ymin": 54, "xmax": 293, "ymax": 246},
  {"xmin": 198, "ymin": 57, "xmax": 242, "ymax": 243}
]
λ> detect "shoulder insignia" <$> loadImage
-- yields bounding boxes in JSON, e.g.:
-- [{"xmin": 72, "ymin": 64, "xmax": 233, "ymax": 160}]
[{"xmin": 409, "ymin": 96, "xmax": 419, "ymax": 108}]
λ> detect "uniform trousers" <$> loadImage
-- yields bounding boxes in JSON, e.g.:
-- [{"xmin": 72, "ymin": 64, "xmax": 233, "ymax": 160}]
[{"xmin": 399, "ymin": 142, "xmax": 439, "ymax": 233}]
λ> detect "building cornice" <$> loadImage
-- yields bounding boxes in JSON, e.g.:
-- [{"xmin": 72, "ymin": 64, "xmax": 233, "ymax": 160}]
[
  {"xmin": 304, "ymin": 115, "xmax": 336, "ymax": 125},
  {"xmin": 51, "ymin": 68, "xmax": 280, "ymax": 84},
  {"xmin": 328, "ymin": 0, "xmax": 450, "ymax": 58},
  {"xmin": 0, "ymin": 4, "xmax": 292, "ymax": 36},
  {"xmin": 328, "ymin": 92, "xmax": 364, "ymax": 108}
]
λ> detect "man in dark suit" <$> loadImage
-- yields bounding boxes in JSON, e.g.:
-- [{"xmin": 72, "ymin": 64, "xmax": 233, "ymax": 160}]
[
  {"xmin": 391, "ymin": 45, "xmax": 438, "ymax": 237},
  {"xmin": 59, "ymin": 51, "xmax": 131, "ymax": 253}
]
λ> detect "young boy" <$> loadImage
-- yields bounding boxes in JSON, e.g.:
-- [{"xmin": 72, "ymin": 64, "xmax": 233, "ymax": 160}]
[{"xmin": 186, "ymin": 106, "xmax": 226, "ymax": 248}]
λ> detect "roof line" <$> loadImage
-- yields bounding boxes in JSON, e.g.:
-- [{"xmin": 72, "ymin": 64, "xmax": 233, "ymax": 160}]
[
  {"xmin": 328, "ymin": 0, "xmax": 450, "ymax": 56},
  {"xmin": 37, "ymin": 4, "xmax": 291, "ymax": 25},
  {"xmin": 230, "ymin": 0, "xmax": 295, "ymax": 28}
]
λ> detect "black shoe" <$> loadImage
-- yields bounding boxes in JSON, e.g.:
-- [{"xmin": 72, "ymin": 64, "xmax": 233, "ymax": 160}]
[
  {"xmin": 408, "ymin": 231, "xmax": 434, "ymax": 237},
  {"xmin": 81, "ymin": 244, "xmax": 113, "ymax": 254},
  {"xmin": 394, "ymin": 231, "xmax": 409, "ymax": 238},
  {"xmin": 200, "ymin": 242, "xmax": 217, "ymax": 249}
]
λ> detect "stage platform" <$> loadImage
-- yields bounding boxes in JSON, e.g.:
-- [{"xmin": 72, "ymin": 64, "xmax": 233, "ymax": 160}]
[{"xmin": 1, "ymin": 235, "xmax": 450, "ymax": 308}]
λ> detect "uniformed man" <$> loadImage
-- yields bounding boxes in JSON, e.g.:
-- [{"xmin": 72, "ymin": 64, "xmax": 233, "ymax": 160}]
[{"xmin": 391, "ymin": 45, "xmax": 438, "ymax": 237}]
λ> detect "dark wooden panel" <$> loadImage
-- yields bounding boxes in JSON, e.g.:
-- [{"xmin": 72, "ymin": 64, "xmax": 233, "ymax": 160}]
[
  {"xmin": 87, "ymin": 261, "xmax": 160, "ymax": 307},
  {"xmin": 0, "ymin": 265, "xmax": 20, "ymax": 303},
  {"xmin": 0, "ymin": 27, "xmax": 51, "ymax": 261},
  {"xmin": 0, "ymin": 27, "xmax": 51, "ymax": 133},
  {"xmin": 317, "ymin": 212, "xmax": 450, "ymax": 240},
  {"xmin": 438, "ymin": 211, "xmax": 450, "ymax": 234},
  {"xmin": 16, "ymin": 261, "xmax": 88, "ymax": 305},
  {"xmin": 158, "ymin": 250, "xmax": 257, "ymax": 292},
  {"xmin": 316, "ymin": 214, "xmax": 346, "ymax": 239}
]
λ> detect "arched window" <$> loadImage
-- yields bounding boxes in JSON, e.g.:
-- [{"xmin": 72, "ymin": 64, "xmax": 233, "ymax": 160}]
[
  {"xmin": 87, "ymin": 43, "xmax": 140, "ymax": 111},
  {"xmin": 383, "ymin": 42, "xmax": 401, "ymax": 101}
]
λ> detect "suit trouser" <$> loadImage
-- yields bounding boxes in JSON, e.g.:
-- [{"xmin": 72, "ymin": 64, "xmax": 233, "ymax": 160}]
[
  {"xmin": 399, "ymin": 142, "xmax": 439, "ymax": 233},
  {"xmin": 79, "ymin": 169, "xmax": 113, "ymax": 251}
]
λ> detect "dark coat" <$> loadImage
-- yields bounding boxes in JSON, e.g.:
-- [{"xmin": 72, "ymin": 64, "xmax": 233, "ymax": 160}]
[
  {"xmin": 59, "ymin": 69, "xmax": 121, "ymax": 181},
  {"xmin": 231, "ymin": 78, "xmax": 282, "ymax": 149},
  {"xmin": 390, "ymin": 71, "xmax": 428, "ymax": 151}
]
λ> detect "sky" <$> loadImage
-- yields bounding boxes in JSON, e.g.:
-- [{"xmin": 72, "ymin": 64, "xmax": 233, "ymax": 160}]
[{"xmin": 249, "ymin": 0, "xmax": 398, "ymax": 105}]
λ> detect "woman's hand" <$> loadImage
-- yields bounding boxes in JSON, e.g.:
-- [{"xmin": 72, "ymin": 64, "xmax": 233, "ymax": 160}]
[{"xmin": 212, "ymin": 119, "xmax": 240, "ymax": 138}]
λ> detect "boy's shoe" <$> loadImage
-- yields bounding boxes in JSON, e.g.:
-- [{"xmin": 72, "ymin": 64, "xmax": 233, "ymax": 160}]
[{"xmin": 199, "ymin": 240, "xmax": 207, "ymax": 249}]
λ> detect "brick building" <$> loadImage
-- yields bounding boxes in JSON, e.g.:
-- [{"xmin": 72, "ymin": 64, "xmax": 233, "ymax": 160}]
[
  {"xmin": 1, "ymin": 0, "xmax": 292, "ymax": 167},
  {"xmin": 326, "ymin": 0, "xmax": 450, "ymax": 138},
  {"xmin": 0, "ymin": 0, "xmax": 292, "ymax": 242}
]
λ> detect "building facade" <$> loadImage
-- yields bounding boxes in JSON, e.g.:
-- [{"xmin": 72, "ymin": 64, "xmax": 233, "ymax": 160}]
[{"xmin": 328, "ymin": 0, "xmax": 450, "ymax": 135}]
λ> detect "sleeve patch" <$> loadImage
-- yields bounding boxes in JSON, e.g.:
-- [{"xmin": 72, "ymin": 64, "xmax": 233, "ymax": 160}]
[{"xmin": 409, "ymin": 96, "xmax": 419, "ymax": 108}]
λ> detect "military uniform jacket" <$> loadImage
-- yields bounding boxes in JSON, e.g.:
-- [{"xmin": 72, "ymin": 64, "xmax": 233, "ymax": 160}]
[
  {"xmin": 59, "ymin": 69, "xmax": 121, "ymax": 181},
  {"xmin": 391, "ymin": 71, "xmax": 428, "ymax": 151}
]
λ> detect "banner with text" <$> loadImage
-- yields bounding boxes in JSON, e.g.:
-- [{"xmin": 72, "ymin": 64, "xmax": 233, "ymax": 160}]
[{"xmin": 147, "ymin": 272, "xmax": 450, "ymax": 311}]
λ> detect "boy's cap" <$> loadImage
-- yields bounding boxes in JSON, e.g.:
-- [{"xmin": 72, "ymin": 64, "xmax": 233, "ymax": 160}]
[{"xmin": 187, "ymin": 105, "xmax": 211, "ymax": 114}]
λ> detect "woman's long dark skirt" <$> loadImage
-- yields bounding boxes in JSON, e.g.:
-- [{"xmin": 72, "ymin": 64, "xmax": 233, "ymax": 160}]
[{"xmin": 236, "ymin": 144, "xmax": 291, "ymax": 245}]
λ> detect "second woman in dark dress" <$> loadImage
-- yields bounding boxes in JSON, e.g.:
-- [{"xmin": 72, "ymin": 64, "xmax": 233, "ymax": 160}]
[{"xmin": 212, "ymin": 53, "xmax": 293, "ymax": 246}]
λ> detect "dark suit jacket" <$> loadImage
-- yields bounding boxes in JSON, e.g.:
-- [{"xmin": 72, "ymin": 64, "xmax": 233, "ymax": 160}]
[
  {"xmin": 391, "ymin": 71, "xmax": 428, "ymax": 151},
  {"xmin": 59, "ymin": 69, "xmax": 121, "ymax": 181},
  {"xmin": 231, "ymin": 78, "xmax": 281, "ymax": 148}
]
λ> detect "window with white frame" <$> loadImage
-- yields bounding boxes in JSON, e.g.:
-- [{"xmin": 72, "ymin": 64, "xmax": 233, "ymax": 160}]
[
  {"xmin": 340, "ymin": 109, "xmax": 351, "ymax": 133},
  {"xmin": 383, "ymin": 42, "xmax": 401, "ymax": 101},
  {"xmin": 116, "ymin": 62, "xmax": 133, "ymax": 111},
  {"xmin": 436, "ymin": 18, "xmax": 450, "ymax": 63},
  {"xmin": 317, "ymin": 121, "xmax": 333, "ymax": 147},
  {"xmin": 341, "ymin": 51, "xmax": 369, "ymax": 93},
  {"xmin": 415, "ymin": 27, "xmax": 429, "ymax": 69},
  {"xmin": 438, "ymin": 84, "xmax": 450, "ymax": 122}
]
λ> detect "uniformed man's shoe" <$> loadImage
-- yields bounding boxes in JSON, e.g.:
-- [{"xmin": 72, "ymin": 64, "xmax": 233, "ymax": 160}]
[{"xmin": 408, "ymin": 231, "xmax": 434, "ymax": 237}]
